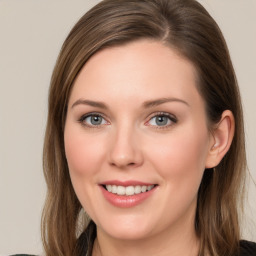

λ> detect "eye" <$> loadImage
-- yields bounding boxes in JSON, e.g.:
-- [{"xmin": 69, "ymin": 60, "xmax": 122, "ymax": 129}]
[
  {"xmin": 79, "ymin": 113, "xmax": 108, "ymax": 127},
  {"xmin": 147, "ymin": 113, "xmax": 177, "ymax": 127}
]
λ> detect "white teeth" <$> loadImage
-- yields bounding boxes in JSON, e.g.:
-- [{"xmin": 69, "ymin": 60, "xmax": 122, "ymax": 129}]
[
  {"xmin": 141, "ymin": 186, "xmax": 147, "ymax": 192},
  {"xmin": 112, "ymin": 185, "xmax": 117, "ymax": 193},
  {"xmin": 147, "ymin": 185, "xmax": 154, "ymax": 190},
  {"xmin": 117, "ymin": 186, "xmax": 126, "ymax": 195},
  {"xmin": 134, "ymin": 185, "xmax": 142, "ymax": 194},
  {"xmin": 125, "ymin": 186, "xmax": 134, "ymax": 195},
  {"xmin": 106, "ymin": 185, "xmax": 112, "ymax": 192},
  {"xmin": 104, "ymin": 184, "xmax": 155, "ymax": 196}
]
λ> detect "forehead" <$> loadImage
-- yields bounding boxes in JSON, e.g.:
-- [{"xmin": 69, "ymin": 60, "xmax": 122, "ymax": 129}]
[{"xmin": 69, "ymin": 40, "xmax": 202, "ymax": 109}]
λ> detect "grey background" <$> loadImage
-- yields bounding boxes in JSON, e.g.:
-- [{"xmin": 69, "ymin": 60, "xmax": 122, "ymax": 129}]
[{"xmin": 0, "ymin": 0, "xmax": 255, "ymax": 255}]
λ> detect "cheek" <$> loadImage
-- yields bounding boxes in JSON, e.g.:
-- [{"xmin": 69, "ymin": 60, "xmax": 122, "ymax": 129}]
[
  {"xmin": 147, "ymin": 125, "xmax": 209, "ymax": 186},
  {"xmin": 64, "ymin": 124, "xmax": 108, "ymax": 215},
  {"xmin": 64, "ymin": 125, "xmax": 105, "ymax": 178}
]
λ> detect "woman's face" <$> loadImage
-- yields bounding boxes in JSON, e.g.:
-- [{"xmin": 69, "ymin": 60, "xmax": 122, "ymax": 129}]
[{"xmin": 64, "ymin": 40, "xmax": 214, "ymax": 240}]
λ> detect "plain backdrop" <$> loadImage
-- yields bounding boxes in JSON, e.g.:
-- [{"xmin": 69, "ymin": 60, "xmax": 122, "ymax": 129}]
[{"xmin": 0, "ymin": 0, "xmax": 255, "ymax": 255}]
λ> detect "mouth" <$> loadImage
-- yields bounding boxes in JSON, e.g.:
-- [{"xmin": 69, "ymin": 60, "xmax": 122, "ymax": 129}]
[
  {"xmin": 99, "ymin": 181, "xmax": 158, "ymax": 207},
  {"xmin": 101, "ymin": 184, "xmax": 157, "ymax": 196}
]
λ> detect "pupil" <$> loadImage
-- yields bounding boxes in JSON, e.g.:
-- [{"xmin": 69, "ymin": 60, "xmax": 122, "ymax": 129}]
[
  {"xmin": 156, "ymin": 116, "xmax": 167, "ymax": 126},
  {"xmin": 91, "ymin": 116, "xmax": 102, "ymax": 125}
]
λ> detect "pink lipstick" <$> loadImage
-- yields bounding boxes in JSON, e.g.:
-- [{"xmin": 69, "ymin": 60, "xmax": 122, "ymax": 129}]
[{"xmin": 99, "ymin": 180, "xmax": 158, "ymax": 208}]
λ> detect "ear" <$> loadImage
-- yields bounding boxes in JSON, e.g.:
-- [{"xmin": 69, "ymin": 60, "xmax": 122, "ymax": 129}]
[{"xmin": 205, "ymin": 110, "xmax": 235, "ymax": 168}]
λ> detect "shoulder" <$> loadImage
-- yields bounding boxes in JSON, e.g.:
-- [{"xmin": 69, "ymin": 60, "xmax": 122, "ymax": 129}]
[
  {"xmin": 239, "ymin": 240, "xmax": 256, "ymax": 255},
  {"xmin": 9, "ymin": 255, "xmax": 37, "ymax": 256}
]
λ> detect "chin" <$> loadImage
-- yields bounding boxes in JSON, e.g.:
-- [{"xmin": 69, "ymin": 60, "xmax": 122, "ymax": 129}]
[
  {"xmin": 104, "ymin": 227, "xmax": 152, "ymax": 241},
  {"xmin": 97, "ymin": 215, "xmax": 155, "ymax": 241}
]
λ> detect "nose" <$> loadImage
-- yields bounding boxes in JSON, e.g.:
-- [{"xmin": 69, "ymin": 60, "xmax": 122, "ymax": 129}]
[{"xmin": 108, "ymin": 124, "xmax": 143, "ymax": 169}]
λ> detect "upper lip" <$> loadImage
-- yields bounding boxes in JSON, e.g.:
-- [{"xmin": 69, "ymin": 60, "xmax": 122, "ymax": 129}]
[{"xmin": 100, "ymin": 180, "xmax": 156, "ymax": 186}]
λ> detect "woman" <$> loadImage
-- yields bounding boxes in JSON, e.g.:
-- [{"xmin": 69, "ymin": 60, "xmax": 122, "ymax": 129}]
[{"xmin": 14, "ymin": 0, "xmax": 256, "ymax": 255}]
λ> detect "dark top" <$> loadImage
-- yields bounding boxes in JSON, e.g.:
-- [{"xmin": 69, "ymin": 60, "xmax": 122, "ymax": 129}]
[
  {"xmin": 10, "ymin": 240, "xmax": 256, "ymax": 256},
  {"xmin": 240, "ymin": 240, "xmax": 256, "ymax": 255}
]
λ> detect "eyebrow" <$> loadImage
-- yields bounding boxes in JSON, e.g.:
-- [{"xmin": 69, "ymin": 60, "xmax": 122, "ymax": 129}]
[
  {"xmin": 71, "ymin": 99, "xmax": 108, "ymax": 109},
  {"xmin": 143, "ymin": 97, "xmax": 189, "ymax": 108},
  {"xmin": 71, "ymin": 97, "xmax": 189, "ymax": 109}
]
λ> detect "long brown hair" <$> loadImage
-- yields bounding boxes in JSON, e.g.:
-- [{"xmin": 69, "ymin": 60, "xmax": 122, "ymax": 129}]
[{"xmin": 42, "ymin": 0, "xmax": 246, "ymax": 255}]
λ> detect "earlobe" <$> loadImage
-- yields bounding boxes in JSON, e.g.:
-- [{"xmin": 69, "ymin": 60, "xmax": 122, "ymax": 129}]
[{"xmin": 205, "ymin": 110, "xmax": 235, "ymax": 168}]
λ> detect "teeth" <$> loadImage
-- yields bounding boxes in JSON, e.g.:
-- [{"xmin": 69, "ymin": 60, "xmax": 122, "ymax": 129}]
[
  {"xmin": 134, "ymin": 185, "xmax": 141, "ymax": 194},
  {"xmin": 117, "ymin": 186, "xmax": 126, "ymax": 195},
  {"xmin": 112, "ymin": 185, "xmax": 117, "ymax": 193},
  {"xmin": 126, "ymin": 186, "xmax": 134, "ymax": 196},
  {"xmin": 106, "ymin": 185, "xmax": 112, "ymax": 192},
  {"xmin": 105, "ymin": 184, "xmax": 155, "ymax": 196},
  {"xmin": 141, "ymin": 186, "xmax": 147, "ymax": 192}
]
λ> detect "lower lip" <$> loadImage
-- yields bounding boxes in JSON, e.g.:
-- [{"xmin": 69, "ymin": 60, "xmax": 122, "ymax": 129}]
[{"xmin": 100, "ymin": 186, "xmax": 157, "ymax": 208}]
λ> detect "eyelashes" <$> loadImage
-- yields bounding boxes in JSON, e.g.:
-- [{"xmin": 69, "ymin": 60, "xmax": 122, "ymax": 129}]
[
  {"xmin": 78, "ymin": 112, "xmax": 178, "ymax": 129},
  {"xmin": 145, "ymin": 112, "xmax": 177, "ymax": 128},
  {"xmin": 78, "ymin": 112, "xmax": 109, "ymax": 128}
]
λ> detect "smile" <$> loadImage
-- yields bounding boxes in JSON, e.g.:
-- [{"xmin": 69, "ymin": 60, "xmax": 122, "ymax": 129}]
[
  {"xmin": 103, "ymin": 184, "xmax": 155, "ymax": 196},
  {"xmin": 100, "ymin": 181, "xmax": 158, "ymax": 207}
]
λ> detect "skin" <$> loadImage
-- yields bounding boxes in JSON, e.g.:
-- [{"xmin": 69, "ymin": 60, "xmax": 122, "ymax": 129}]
[{"xmin": 64, "ymin": 40, "xmax": 234, "ymax": 256}]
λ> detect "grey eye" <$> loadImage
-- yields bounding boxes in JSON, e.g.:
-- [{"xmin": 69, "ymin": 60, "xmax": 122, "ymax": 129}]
[
  {"xmin": 91, "ymin": 115, "xmax": 103, "ymax": 125},
  {"xmin": 148, "ymin": 115, "xmax": 173, "ymax": 127},
  {"xmin": 155, "ymin": 116, "xmax": 169, "ymax": 126},
  {"xmin": 83, "ymin": 115, "xmax": 107, "ymax": 126}
]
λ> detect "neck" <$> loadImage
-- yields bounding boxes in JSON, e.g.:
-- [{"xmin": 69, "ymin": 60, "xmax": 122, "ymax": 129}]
[{"xmin": 92, "ymin": 209, "xmax": 199, "ymax": 256}]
